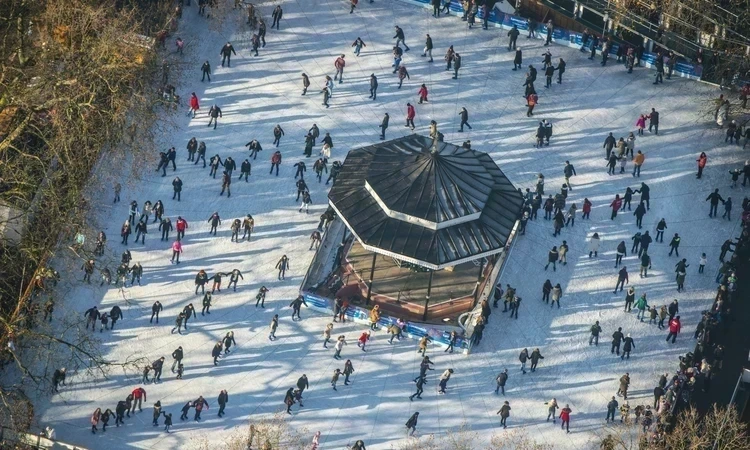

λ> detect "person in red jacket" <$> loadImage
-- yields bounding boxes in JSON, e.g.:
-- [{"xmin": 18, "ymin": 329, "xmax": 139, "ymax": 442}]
[
  {"xmin": 176, "ymin": 216, "xmax": 188, "ymax": 240},
  {"xmin": 270, "ymin": 151, "xmax": 282, "ymax": 176},
  {"xmin": 559, "ymin": 404, "xmax": 572, "ymax": 433},
  {"xmin": 357, "ymin": 331, "xmax": 371, "ymax": 352},
  {"xmin": 188, "ymin": 93, "xmax": 199, "ymax": 118},
  {"xmin": 610, "ymin": 194, "xmax": 622, "ymax": 220},
  {"xmin": 418, "ymin": 84, "xmax": 428, "ymax": 104},
  {"xmin": 526, "ymin": 93, "xmax": 538, "ymax": 116},
  {"xmin": 171, "ymin": 239, "xmax": 183, "ymax": 264},
  {"xmin": 405, "ymin": 103, "xmax": 416, "ymax": 131},
  {"xmin": 334, "ymin": 54, "xmax": 346, "ymax": 84},
  {"xmin": 666, "ymin": 316, "xmax": 681, "ymax": 343},
  {"xmin": 131, "ymin": 387, "xmax": 147, "ymax": 413},
  {"xmin": 582, "ymin": 198, "xmax": 592, "ymax": 219},
  {"xmin": 696, "ymin": 152, "xmax": 707, "ymax": 179}
]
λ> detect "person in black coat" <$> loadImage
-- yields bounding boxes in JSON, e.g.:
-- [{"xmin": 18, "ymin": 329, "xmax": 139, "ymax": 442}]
[
  {"xmin": 545, "ymin": 246, "xmax": 559, "ymax": 271},
  {"xmin": 208, "ymin": 105, "xmax": 222, "ymax": 129},
  {"xmin": 706, "ymin": 188, "xmax": 724, "ymax": 217},
  {"xmin": 406, "ymin": 412, "xmax": 419, "ymax": 436},
  {"xmin": 110, "ymin": 305, "xmax": 123, "ymax": 329},
  {"xmin": 220, "ymin": 42, "xmax": 236, "ymax": 67},
  {"xmin": 648, "ymin": 108, "xmax": 659, "ymax": 134},
  {"xmin": 271, "ymin": 5, "xmax": 283, "ymax": 30},
  {"xmin": 239, "ymin": 159, "xmax": 251, "ymax": 182},
  {"xmin": 217, "ymin": 390, "xmax": 229, "ymax": 417},
  {"xmin": 611, "ymin": 327, "xmax": 624, "ymax": 355},
  {"xmin": 544, "ymin": 64, "xmax": 555, "ymax": 88},
  {"xmin": 542, "ymin": 279, "xmax": 553, "ymax": 303},
  {"xmin": 621, "ymin": 334, "xmax": 635, "ymax": 359},
  {"xmin": 171, "ymin": 176, "xmax": 183, "ymax": 201},
  {"xmin": 297, "ymin": 374, "xmax": 309, "ymax": 397},
  {"xmin": 556, "ymin": 58, "xmax": 566, "ymax": 83},
  {"xmin": 211, "ymin": 341, "xmax": 222, "ymax": 365},
  {"xmin": 633, "ymin": 202, "xmax": 647, "ymax": 228},
  {"xmin": 508, "ymin": 26, "xmax": 520, "ymax": 51},
  {"xmin": 513, "ymin": 48, "xmax": 522, "ymax": 70},
  {"xmin": 201, "ymin": 61, "xmax": 211, "ymax": 82}
]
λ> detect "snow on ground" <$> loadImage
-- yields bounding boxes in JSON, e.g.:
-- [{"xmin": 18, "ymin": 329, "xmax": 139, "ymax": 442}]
[{"xmin": 33, "ymin": 0, "xmax": 745, "ymax": 448}]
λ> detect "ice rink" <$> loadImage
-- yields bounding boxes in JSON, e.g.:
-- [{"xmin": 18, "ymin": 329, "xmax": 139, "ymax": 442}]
[{"xmin": 33, "ymin": 0, "xmax": 746, "ymax": 448}]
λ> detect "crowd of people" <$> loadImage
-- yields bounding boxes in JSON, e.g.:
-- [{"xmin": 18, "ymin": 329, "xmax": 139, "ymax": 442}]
[{"xmin": 36, "ymin": 0, "xmax": 750, "ymax": 448}]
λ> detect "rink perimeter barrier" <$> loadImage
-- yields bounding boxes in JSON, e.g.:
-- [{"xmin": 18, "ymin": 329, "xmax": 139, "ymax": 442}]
[
  {"xmin": 300, "ymin": 291, "xmax": 469, "ymax": 352},
  {"xmin": 396, "ymin": 0, "xmax": 703, "ymax": 80}
]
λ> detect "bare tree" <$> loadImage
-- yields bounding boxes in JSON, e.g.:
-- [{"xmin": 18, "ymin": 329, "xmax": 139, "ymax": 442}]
[{"xmin": 0, "ymin": 0, "xmax": 178, "ymax": 433}]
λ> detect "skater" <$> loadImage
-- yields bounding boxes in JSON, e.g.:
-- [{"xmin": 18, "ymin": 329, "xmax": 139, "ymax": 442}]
[
  {"xmin": 560, "ymin": 404, "xmax": 572, "ymax": 432},
  {"xmin": 590, "ymin": 321, "xmax": 602, "ymax": 345},
  {"xmin": 405, "ymin": 103, "xmax": 416, "ymax": 130},
  {"xmin": 530, "ymin": 348, "xmax": 544, "ymax": 372},
  {"xmin": 271, "ymin": 5, "xmax": 282, "ymax": 29},
  {"xmin": 52, "ymin": 368, "xmax": 67, "ymax": 392},
  {"xmin": 352, "ymin": 37, "xmax": 366, "ymax": 55},
  {"xmin": 393, "ymin": 26, "xmax": 409, "ymax": 51},
  {"xmin": 220, "ymin": 171, "xmax": 231, "ymax": 197},
  {"xmin": 217, "ymin": 390, "xmax": 228, "ymax": 417},
  {"xmin": 171, "ymin": 239, "xmax": 182, "ymax": 264},
  {"xmin": 188, "ymin": 93, "xmax": 199, "ymax": 118},
  {"xmin": 301, "ymin": 73, "xmax": 310, "ymax": 95},
  {"xmin": 284, "ymin": 388, "xmax": 295, "ymax": 414},
  {"xmin": 617, "ymin": 373, "xmax": 630, "ymax": 399},
  {"xmin": 334, "ymin": 335, "xmax": 347, "ymax": 359},
  {"xmin": 410, "ymin": 375, "xmax": 427, "ymax": 400},
  {"xmin": 269, "ymin": 314, "xmax": 279, "ymax": 340},
  {"xmin": 343, "ymin": 360, "xmax": 354, "ymax": 384},
  {"xmin": 647, "ymin": 108, "xmax": 659, "ymax": 134},
  {"xmin": 357, "ymin": 330, "xmax": 371, "ymax": 351},
  {"xmin": 438, "ymin": 368, "xmax": 453, "ymax": 394},
  {"xmin": 219, "ymin": 42, "xmax": 236, "ymax": 67},
  {"xmin": 622, "ymin": 334, "xmax": 635, "ymax": 359},
  {"xmin": 589, "ymin": 233, "xmax": 601, "ymax": 258},
  {"xmin": 550, "ymin": 284, "xmax": 562, "ymax": 308},
  {"xmin": 666, "ymin": 316, "xmax": 681, "ymax": 343},
  {"xmin": 193, "ymin": 396, "xmax": 208, "ymax": 421},
  {"xmin": 544, "ymin": 246, "xmax": 559, "ymax": 271},
  {"xmin": 91, "ymin": 408, "xmax": 101, "ymax": 434},
  {"xmin": 508, "ymin": 25, "xmax": 519, "ymax": 50},
  {"xmin": 379, "ymin": 113, "xmax": 389, "ymax": 140},
  {"xmin": 255, "ymin": 286, "xmax": 269, "ymax": 307},
  {"xmin": 331, "ymin": 368, "xmax": 342, "ymax": 390},
  {"xmin": 458, "ymin": 107, "xmax": 471, "ymax": 132},
  {"xmin": 272, "ymin": 124, "xmax": 285, "ymax": 147},
  {"xmin": 405, "ymin": 412, "xmax": 419, "ymax": 436},
  {"xmin": 519, "ymin": 348, "xmax": 529, "ymax": 374},
  {"xmin": 223, "ymin": 331, "xmax": 236, "ymax": 355},
  {"xmin": 497, "ymin": 401, "xmax": 511, "ymax": 428},
  {"xmin": 706, "ymin": 189, "xmax": 724, "ymax": 217},
  {"xmin": 495, "ymin": 369, "xmax": 508, "ymax": 395},
  {"xmin": 546, "ymin": 398, "xmax": 559, "ymax": 423},
  {"xmin": 207, "ymin": 105, "xmax": 222, "ymax": 130},
  {"xmin": 422, "ymin": 34, "xmax": 433, "ymax": 62},
  {"xmin": 290, "ymin": 295, "xmax": 308, "ymax": 320},
  {"xmin": 276, "ymin": 255, "xmax": 290, "ymax": 280},
  {"xmin": 606, "ymin": 397, "xmax": 618, "ymax": 423},
  {"xmin": 360, "ymin": 73, "xmax": 376, "ymax": 102},
  {"xmin": 611, "ymin": 327, "xmax": 624, "ymax": 355},
  {"xmin": 397, "ymin": 65, "xmax": 410, "ymax": 89}
]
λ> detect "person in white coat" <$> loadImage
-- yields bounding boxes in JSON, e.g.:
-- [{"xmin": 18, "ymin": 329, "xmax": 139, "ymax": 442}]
[{"xmin": 588, "ymin": 232, "xmax": 601, "ymax": 257}]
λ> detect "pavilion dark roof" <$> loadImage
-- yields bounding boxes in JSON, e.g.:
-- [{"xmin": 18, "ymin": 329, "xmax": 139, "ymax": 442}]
[{"xmin": 328, "ymin": 135, "xmax": 523, "ymax": 269}]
